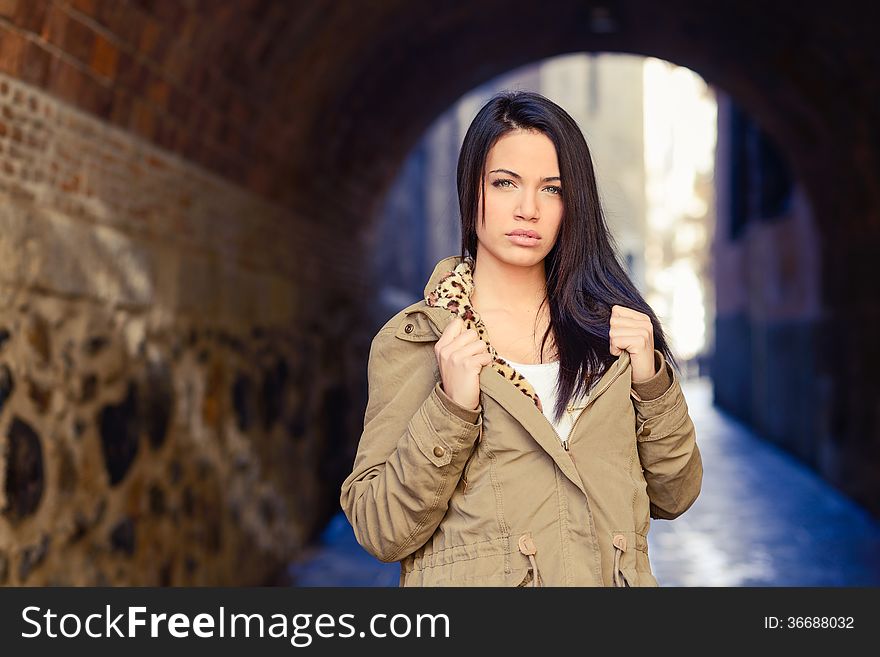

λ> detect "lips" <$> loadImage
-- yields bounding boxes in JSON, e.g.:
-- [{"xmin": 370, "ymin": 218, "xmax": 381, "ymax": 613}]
[{"xmin": 506, "ymin": 230, "xmax": 541, "ymax": 239}]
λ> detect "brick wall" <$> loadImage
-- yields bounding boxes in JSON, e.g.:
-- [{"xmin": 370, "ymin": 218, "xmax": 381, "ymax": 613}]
[
  {"xmin": 0, "ymin": 0, "xmax": 307, "ymax": 203},
  {"xmin": 0, "ymin": 71, "xmax": 370, "ymax": 585}
]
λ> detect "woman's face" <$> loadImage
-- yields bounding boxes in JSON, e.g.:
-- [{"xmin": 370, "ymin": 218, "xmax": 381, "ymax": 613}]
[{"xmin": 476, "ymin": 129, "xmax": 564, "ymax": 268}]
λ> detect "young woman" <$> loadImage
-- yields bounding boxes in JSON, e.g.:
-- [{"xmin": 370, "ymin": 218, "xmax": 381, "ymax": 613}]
[{"xmin": 340, "ymin": 90, "xmax": 702, "ymax": 587}]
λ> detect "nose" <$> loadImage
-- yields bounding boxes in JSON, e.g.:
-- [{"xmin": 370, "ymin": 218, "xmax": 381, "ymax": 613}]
[{"xmin": 516, "ymin": 187, "xmax": 539, "ymax": 221}]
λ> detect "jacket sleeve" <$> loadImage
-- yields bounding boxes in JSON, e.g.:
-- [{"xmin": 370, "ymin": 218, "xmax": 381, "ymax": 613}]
[
  {"xmin": 339, "ymin": 326, "xmax": 483, "ymax": 562},
  {"xmin": 631, "ymin": 349, "xmax": 702, "ymax": 520}
]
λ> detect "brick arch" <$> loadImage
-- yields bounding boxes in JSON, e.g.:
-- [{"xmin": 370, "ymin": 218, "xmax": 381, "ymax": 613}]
[
  {"xmin": 305, "ymin": 1, "xmax": 876, "ymax": 238},
  {"xmin": 5, "ymin": 1, "xmax": 874, "ymax": 232}
]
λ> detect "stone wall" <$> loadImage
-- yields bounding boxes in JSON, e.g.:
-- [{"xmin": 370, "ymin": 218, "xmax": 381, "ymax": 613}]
[{"xmin": 0, "ymin": 72, "xmax": 370, "ymax": 585}]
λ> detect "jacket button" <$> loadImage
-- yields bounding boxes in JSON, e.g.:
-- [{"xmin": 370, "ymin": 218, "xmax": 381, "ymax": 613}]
[
  {"xmin": 433, "ymin": 446, "xmax": 445, "ymax": 458},
  {"xmin": 404, "ymin": 323, "xmax": 414, "ymax": 333}
]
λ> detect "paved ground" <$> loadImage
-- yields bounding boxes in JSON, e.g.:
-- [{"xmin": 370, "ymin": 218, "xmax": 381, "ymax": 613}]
[{"xmin": 284, "ymin": 378, "xmax": 880, "ymax": 586}]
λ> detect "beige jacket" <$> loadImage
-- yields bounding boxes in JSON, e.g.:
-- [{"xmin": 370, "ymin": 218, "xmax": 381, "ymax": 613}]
[{"xmin": 340, "ymin": 255, "xmax": 702, "ymax": 586}]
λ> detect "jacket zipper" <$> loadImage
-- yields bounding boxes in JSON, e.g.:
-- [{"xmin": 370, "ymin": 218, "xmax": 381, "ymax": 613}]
[{"xmin": 559, "ymin": 361, "xmax": 627, "ymax": 452}]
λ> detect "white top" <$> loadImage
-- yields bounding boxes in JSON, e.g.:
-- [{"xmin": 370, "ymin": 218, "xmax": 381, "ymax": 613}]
[{"xmin": 503, "ymin": 358, "xmax": 593, "ymax": 445}]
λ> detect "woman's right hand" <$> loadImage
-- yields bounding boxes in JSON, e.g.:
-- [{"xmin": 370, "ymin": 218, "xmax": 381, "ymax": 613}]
[{"xmin": 434, "ymin": 317, "xmax": 493, "ymax": 411}]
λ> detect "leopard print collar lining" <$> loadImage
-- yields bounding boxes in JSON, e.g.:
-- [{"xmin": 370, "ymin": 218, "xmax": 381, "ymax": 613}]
[{"xmin": 424, "ymin": 257, "xmax": 545, "ymax": 412}]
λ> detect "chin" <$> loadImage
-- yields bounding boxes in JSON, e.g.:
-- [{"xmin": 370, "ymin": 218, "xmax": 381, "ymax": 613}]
[
  {"xmin": 502, "ymin": 250, "xmax": 546, "ymax": 266},
  {"xmin": 477, "ymin": 241, "xmax": 546, "ymax": 267}
]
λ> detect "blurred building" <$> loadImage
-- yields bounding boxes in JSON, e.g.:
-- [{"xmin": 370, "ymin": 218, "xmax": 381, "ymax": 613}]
[
  {"xmin": 642, "ymin": 59, "xmax": 717, "ymax": 373},
  {"xmin": 373, "ymin": 54, "xmax": 716, "ymax": 380},
  {"xmin": 712, "ymin": 91, "xmax": 823, "ymax": 466}
]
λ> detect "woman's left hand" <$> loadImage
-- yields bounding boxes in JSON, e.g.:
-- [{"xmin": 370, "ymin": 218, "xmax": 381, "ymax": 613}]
[{"xmin": 609, "ymin": 305, "xmax": 656, "ymax": 383}]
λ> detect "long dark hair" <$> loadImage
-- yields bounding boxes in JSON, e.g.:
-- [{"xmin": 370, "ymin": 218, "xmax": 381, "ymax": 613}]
[{"xmin": 457, "ymin": 90, "xmax": 680, "ymax": 424}]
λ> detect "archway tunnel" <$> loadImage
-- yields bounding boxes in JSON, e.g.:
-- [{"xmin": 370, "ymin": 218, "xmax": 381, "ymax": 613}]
[{"xmin": 0, "ymin": 0, "xmax": 877, "ymax": 585}]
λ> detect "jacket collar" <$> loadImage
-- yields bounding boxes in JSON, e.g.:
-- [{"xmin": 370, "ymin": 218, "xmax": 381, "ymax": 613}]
[
  {"xmin": 423, "ymin": 254, "xmax": 545, "ymax": 411},
  {"xmin": 423, "ymin": 254, "xmax": 467, "ymax": 300}
]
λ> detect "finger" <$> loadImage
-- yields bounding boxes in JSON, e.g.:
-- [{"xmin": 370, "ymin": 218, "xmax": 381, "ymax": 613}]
[
  {"xmin": 610, "ymin": 315, "xmax": 651, "ymax": 329},
  {"xmin": 447, "ymin": 327, "xmax": 481, "ymax": 350},
  {"xmin": 438, "ymin": 329, "xmax": 476, "ymax": 359},
  {"xmin": 447, "ymin": 316, "xmax": 465, "ymax": 336},
  {"xmin": 447, "ymin": 339, "xmax": 485, "ymax": 368},
  {"xmin": 609, "ymin": 339, "xmax": 650, "ymax": 360},
  {"xmin": 611, "ymin": 306, "xmax": 651, "ymax": 322},
  {"xmin": 609, "ymin": 329, "xmax": 652, "ymax": 347},
  {"xmin": 437, "ymin": 317, "xmax": 463, "ymax": 348},
  {"xmin": 611, "ymin": 305, "xmax": 648, "ymax": 321},
  {"xmin": 459, "ymin": 337, "xmax": 491, "ymax": 358},
  {"xmin": 610, "ymin": 327, "xmax": 651, "ymax": 338}
]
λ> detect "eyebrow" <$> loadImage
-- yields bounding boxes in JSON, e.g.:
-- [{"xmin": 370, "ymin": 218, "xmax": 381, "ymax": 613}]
[{"xmin": 489, "ymin": 168, "xmax": 561, "ymax": 183}]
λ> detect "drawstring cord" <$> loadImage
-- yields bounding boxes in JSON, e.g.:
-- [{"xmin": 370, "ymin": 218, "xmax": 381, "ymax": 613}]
[
  {"xmin": 518, "ymin": 533, "xmax": 540, "ymax": 587},
  {"xmin": 516, "ymin": 532, "xmax": 630, "ymax": 586},
  {"xmin": 612, "ymin": 534, "xmax": 627, "ymax": 587}
]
